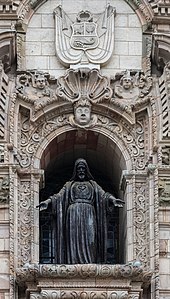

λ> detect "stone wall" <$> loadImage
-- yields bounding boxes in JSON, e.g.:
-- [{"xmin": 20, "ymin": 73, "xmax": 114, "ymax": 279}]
[{"xmin": 25, "ymin": 0, "xmax": 142, "ymax": 77}]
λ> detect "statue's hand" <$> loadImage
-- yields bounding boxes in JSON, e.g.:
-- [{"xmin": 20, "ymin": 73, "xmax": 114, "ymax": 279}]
[
  {"xmin": 109, "ymin": 196, "xmax": 125, "ymax": 208},
  {"xmin": 36, "ymin": 201, "xmax": 48, "ymax": 211},
  {"xmin": 114, "ymin": 198, "xmax": 125, "ymax": 207}
]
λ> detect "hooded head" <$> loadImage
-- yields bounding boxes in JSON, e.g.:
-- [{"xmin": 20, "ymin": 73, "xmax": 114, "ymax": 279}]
[{"xmin": 70, "ymin": 158, "xmax": 93, "ymax": 181}]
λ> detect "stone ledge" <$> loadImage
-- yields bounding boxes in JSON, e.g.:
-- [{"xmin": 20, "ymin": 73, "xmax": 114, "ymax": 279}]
[{"xmin": 16, "ymin": 263, "xmax": 152, "ymax": 287}]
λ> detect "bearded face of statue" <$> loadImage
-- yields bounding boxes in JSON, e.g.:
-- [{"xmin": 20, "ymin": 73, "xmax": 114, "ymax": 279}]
[
  {"xmin": 75, "ymin": 106, "xmax": 91, "ymax": 125},
  {"xmin": 76, "ymin": 163, "xmax": 87, "ymax": 181}
]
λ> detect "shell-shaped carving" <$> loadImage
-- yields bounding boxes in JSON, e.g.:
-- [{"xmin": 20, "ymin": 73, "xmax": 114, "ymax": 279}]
[{"xmin": 56, "ymin": 69, "xmax": 112, "ymax": 103}]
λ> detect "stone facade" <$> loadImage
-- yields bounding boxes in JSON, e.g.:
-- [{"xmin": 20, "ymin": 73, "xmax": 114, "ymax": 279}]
[{"xmin": 0, "ymin": 0, "xmax": 169, "ymax": 298}]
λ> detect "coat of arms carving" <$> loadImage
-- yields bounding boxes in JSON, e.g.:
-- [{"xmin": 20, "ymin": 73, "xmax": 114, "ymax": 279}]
[
  {"xmin": 54, "ymin": 5, "xmax": 115, "ymax": 68},
  {"xmin": 70, "ymin": 11, "xmax": 99, "ymax": 50}
]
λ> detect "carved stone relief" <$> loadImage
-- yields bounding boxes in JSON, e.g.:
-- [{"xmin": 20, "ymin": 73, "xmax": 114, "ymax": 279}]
[
  {"xmin": 18, "ymin": 180, "xmax": 32, "ymax": 266},
  {"xmin": 0, "ymin": 144, "xmax": 4, "ymax": 162},
  {"xmin": 134, "ymin": 181, "xmax": 149, "ymax": 267},
  {"xmin": 54, "ymin": 5, "xmax": 115, "ymax": 68},
  {"xmin": 56, "ymin": 68, "xmax": 112, "ymax": 104},
  {"xmin": 158, "ymin": 179, "xmax": 170, "ymax": 206},
  {"xmin": 16, "ymin": 263, "xmax": 152, "ymax": 299},
  {"xmin": 0, "ymin": 176, "xmax": 9, "ymax": 203},
  {"xmin": 111, "ymin": 71, "xmax": 153, "ymax": 115},
  {"xmin": 69, "ymin": 99, "xmax": 98, "ymax": 128},
  {"xmin": 16, "ymin": 71, "xmax": 58, "ymax": 113},
  {"xmin": 16, "ymin": 263, "xmax": 152, "ymax": 284}
]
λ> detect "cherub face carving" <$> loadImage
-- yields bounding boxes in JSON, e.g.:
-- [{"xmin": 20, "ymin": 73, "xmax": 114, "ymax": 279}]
[
  {"xmin": 122, "ymin": 77, "xmax": 132, "ymax": 90},
  {"xmin": 35, "ymin": 75, "xmax": 46, "ymax": 89}
]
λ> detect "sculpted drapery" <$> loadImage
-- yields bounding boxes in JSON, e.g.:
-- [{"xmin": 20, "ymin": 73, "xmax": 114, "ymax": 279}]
[{"xmin": 38, "ymin": 158, "xmax": 124, "ymax": 264}]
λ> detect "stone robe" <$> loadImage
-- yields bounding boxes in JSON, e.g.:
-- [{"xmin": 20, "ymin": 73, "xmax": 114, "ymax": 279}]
[{"xmin": 51, "ymin": 180, "xmax": 110, "ymax": 264}]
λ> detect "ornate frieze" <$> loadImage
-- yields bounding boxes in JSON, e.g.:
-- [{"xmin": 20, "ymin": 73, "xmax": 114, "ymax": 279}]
[
  {"xmin": 38, "ymin": 290, "xmax": 129, "ymax": 299},
  {"xmin": 16, "ymin": 263, "xmax": 152, "ymax": 285},
  {"xmin": 54, "ymin": 5, "xmax": 115, "ymax": 68}
]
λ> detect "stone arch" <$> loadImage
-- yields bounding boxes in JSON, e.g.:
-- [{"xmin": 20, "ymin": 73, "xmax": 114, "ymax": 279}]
[
  {"xmin": 36, "ymin": 127, "xmax": 131, "ymax": 264},
  {"xmin": 17, "ymin": 0, "xmax": 153, "ymax": 29}
]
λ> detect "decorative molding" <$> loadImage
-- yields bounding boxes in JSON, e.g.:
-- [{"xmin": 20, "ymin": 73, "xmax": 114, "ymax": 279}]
[
  {"xmin": 16, "ymin": 263, "xmax": 152, "ymax": 285},
  {"xmin": 17, "ymin": 106, "xmax": 148, "ymax": 172},
  {"xmin": 134, "ymin": 181, "xmax": 149, "ymax": 267},
  {"xmin": 18, "ymin": 180, "xmax": 31, "ymax": 266},
  {"xmin": 39, "ymin": 290, "xmax": 129, "ymax": 299},
  {"xmin": 0, "ymin": 0, "xmax": 20, "ymax": 19},
  {"xmin": 9, "ymin": 166, "xmax": 15, "ymax": 299},
  {"xmin": 153, "ymin": 167, "xmax": 160, "ymax": 299}
]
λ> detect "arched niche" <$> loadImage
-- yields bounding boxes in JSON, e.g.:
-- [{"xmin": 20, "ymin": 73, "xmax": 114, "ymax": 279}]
[{"xmin": 38, "ymin": 129, "xmax": 129, "ymax": 265}]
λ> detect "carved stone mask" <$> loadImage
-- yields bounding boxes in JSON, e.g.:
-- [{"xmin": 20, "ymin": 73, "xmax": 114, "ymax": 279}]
[{"xmin": 75, "ymin": 106, "xmax": 91, "ymax": 125}]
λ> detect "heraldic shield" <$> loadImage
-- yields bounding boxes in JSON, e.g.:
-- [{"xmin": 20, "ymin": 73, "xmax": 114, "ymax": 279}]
[
  {"xmin": 70, "ymin": 21, "xmax": 99, "ymax": 50},
  {"xmin": 54, "ymin": 5, "xmax": 115, "ymax": 66}
]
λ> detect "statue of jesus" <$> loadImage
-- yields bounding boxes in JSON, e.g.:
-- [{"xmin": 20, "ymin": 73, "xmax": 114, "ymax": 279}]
[{"xmin": 37, "ymin": 158, "xmax": 124, "ymax": 264}]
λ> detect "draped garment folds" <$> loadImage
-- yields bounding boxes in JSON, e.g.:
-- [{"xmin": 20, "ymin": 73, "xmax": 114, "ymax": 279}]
[{"xmin": 51, "ymin": 180, "xmax": 109, "ymax": 264}]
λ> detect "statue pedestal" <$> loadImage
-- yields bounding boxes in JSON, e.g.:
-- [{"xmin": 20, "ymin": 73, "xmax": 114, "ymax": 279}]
[{"xmin": 16, "ymin": 264, "xmax": 152, "ymax": 299}]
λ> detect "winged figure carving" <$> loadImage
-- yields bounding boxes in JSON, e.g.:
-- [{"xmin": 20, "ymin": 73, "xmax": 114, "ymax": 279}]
[{"xmin": 53, "ymin": 5, "xmax": 115, "ymax": 67}]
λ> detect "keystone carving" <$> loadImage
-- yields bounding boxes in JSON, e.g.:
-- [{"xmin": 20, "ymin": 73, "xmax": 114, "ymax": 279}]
[{"xmin": 69, "ymin": 99, "xmax": 98, "ymax": 128}]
